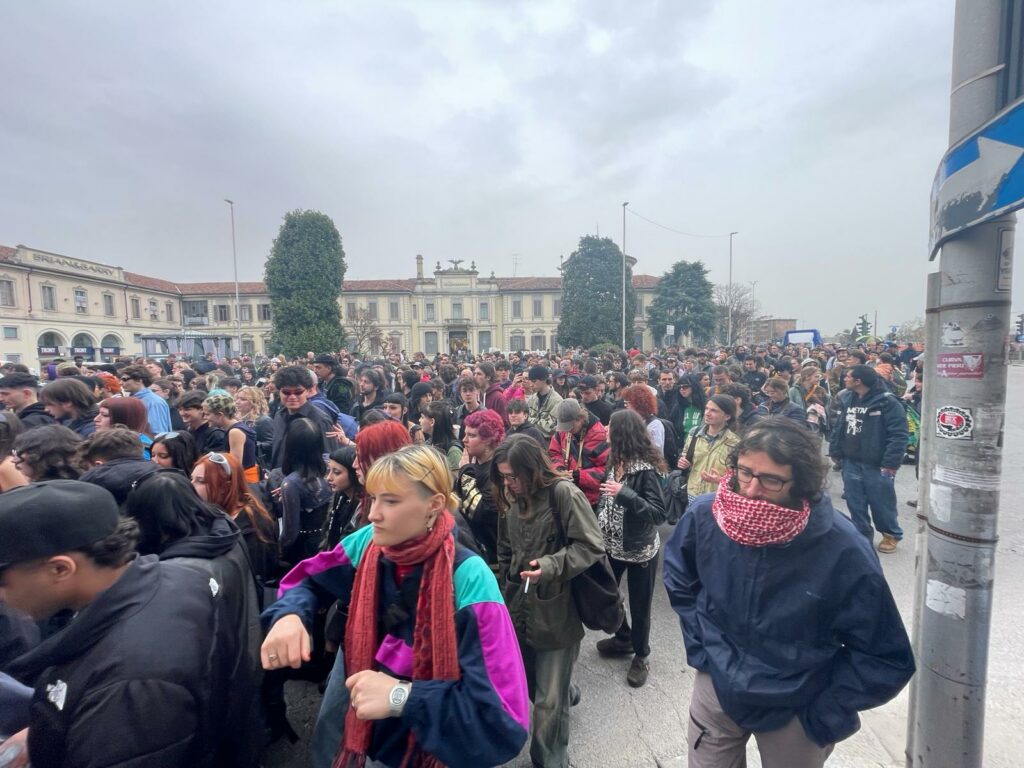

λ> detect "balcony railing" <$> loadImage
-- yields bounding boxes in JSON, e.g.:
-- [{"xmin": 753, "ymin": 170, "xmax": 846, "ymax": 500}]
[{"xmin": 184, "ymin": 316, "xmax": 209, "ymax": 326}]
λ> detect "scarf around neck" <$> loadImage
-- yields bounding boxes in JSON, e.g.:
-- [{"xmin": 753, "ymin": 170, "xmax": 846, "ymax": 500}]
[
  {"xmin": 711, "ymin": 471, "xmax": 811, "ymax": 547},
  {"xmin": 335, "ymin": 510, "xmax": 459, "ymax": 768}
]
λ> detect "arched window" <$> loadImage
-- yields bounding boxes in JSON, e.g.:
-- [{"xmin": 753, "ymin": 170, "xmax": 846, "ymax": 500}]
[{"xmin": 71, "ymin": 332, "xmax": 96, "ymax": 348}]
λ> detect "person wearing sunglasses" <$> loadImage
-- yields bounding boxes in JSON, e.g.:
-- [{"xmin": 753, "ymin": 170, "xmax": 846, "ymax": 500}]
[
  {"xmin": 116, "ymin": 365, "xmax": 171, "ymax": 434},
  {"xmin": 664, "ymin": 419, "xmax": 914, "ymax": 768},
  {"xmin": 269, "ymin": 366, "xmax": 337, "ymax": 471}
]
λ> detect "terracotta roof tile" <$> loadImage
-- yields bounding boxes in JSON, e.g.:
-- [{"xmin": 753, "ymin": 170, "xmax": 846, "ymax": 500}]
[
  {"xmin": 174, "ymin": 281, "xmax": 268, "ymax": 295},
  {"xmin": 124, "ymin": 271, "xmax": 181, "ymax": 294},
  {"xmin": 496, "ymin": 275, "xmax": 659, "ymax": 291},
  {"xmin": 342, "ymin": 279, "xmax": 417, "ymax": 292}
]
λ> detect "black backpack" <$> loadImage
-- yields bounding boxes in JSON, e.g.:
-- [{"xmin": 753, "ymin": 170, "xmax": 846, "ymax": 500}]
[
  {"xmin": 547, "ymin": 481, "xmax": 625, "ymax": 634},
  {"xmin": 658, "ymin": 417, "xmax": 681, "ymax": 468}
]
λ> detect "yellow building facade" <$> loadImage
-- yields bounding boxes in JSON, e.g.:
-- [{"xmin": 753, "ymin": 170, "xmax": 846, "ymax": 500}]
[{"xmin": 0, "ymin": 245, "xmax": 659, "ymax": 367}]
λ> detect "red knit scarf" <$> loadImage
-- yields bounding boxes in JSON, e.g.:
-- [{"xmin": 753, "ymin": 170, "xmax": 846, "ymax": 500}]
[
  {"xmin": 334, "ymin": 510, "xmax": 460, "ymax": 768},
  {"xmin": 711, "ymin": 471, "xmax": 811, "ymax": 547}
]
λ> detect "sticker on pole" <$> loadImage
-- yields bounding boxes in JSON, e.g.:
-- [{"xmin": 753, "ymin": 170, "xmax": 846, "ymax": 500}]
[
  {"xmin": 936, "ymin": 405, "xmax": 974, "ymax": 440},
  {"xmin": 936, "ymin": 352, "xmax": 985, "ymax": 378}
]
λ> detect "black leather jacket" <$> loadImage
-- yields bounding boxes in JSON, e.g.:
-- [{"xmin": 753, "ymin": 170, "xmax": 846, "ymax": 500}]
[{"xmin": 611, "ymin": 467, "xmax": 668, "ymax": 552}]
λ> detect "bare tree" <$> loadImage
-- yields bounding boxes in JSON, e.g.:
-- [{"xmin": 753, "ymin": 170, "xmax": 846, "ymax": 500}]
[
  {"xmin": 893, "ymin": 317, "xmax": 925, "ymax": 343},
  {"xmin": 713, "ymin": 284, "xmax": 760, "ymax": 345},
  {"xmin": 345, "ymin": 308, "xmax": 387, "ymax": 357}
]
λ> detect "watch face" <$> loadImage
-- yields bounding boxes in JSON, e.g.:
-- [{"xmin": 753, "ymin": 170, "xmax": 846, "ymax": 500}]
[{"xmin": 389, "ymin": 685, "xmax": 409, "ymax": 707}]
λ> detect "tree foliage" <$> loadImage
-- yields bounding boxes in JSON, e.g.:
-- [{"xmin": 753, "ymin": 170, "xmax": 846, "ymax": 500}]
[
  {"xmin": 892, "ymin": 316, "xmax": 925, "ymax": 343},
  {"xmin": 264, "ymin": 210, "xmax": 346, "ymax": 358},
  {"xmin": 855, "ymin": 314, "xmax": 873, "ymax": 339},
  {"xmin": 556, "ymin": 236, "xmax": 635, "ymax": 348},
  {"xmin": 647, "ymin": 261, "xmax": 717, "ymax": 345},
  {"xmin": 713, "ymin": 283, "xmax": 759, "ymax": 346}
]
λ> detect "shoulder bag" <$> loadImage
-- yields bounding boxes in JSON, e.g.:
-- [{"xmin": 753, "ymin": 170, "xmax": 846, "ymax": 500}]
[{"xmin": 547, "ymin": 481, "xmax": 625, "ymax": 634}]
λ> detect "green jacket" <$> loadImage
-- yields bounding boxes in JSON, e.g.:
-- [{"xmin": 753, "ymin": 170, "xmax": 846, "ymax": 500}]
[
  {"xmin": 527, "ymin": 388, "xmax": 563, "ymax": 440},
  {"xmin": 497, "ymin": 480, "xmax": 605, "ymax": 650},
  {"xmin": 685, "ymin": 426, "xmax": 740, "ymax": 497}
]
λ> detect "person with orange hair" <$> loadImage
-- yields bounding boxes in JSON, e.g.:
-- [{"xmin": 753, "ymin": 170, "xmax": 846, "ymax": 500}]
[
  {"xmin": 192, "ymin": 451, "xmax": 278, "ymax": 585},
  {"xmin": 455, "ymin": 409, "xmax": 505, "ymax": 566}
]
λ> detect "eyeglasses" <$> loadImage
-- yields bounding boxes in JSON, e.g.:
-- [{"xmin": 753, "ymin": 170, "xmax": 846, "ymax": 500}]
[
  {"xmin": 735, "ymin": 465, "xmax": 792, "ymax": 492},
  {"xmin": 120, "ymin": 376, "xmax": 135, "ymax": 382},
  {"xmin": 205, "ymin": 452, "xmax": 232, "ymax": 476},
  {"xmin": 156, "ymin": 431, "xmax": 181, "ymax": 440},
  {"xmin": 279, "ymin": 388, "xmax": 306, "ymax": 398}
]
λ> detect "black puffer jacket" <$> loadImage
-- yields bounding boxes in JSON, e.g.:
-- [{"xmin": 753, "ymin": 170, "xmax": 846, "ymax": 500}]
[
  {"xmin": 611, "ymin": 466, "xmax": 668, "ymax": 552},
  {"xmin": 158, "ymin": 514, "xmax": 262, "ymax": 768},
  {"xmin": 6, "ymin": 557, "xmax": 236, "ymax": 768}
]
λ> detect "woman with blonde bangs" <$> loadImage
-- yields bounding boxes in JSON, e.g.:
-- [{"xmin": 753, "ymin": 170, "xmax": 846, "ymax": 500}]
[
  {"xmin": 234, "ymin": 385, "xmax": 274, "ymax": 468},
  {"xmin": 262, "ymin": 444, "xmax": 529, "ymax": 768}
]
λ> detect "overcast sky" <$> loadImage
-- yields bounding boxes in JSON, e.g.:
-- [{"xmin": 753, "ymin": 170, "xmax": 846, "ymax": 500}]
[{"xmin": 2, "ymin": 0, "xmax": 1004, "ymax": 336}]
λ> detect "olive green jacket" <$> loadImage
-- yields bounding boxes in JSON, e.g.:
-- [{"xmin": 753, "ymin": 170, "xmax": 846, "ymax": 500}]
[{"xmin": 497, "ymin": 480, "xmax": 605, "ymax": 650}]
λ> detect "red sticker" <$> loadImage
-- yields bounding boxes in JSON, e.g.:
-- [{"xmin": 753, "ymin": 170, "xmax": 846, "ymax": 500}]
[
  {"xmin": 936, "ymin": 353, "xmax": 984, "ymax": 379},
  {"xmin": 936, "ymin": 405, "xmax": 974, "ymax": 440}
]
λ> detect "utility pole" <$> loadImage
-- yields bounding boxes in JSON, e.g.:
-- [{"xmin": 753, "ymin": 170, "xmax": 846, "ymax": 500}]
[
  {"xmin": 909, "ymin": 2, "xmax": 1021, "ymax": 765},
  {"xmin": 622, "ymin": 202, "xmax": 629, "ymax": 350},
  {"xmin": 224, "ymin": 199, "xmax": 242, "ymax": 357},
  {"xmin": 727, "ymin": 231, "xmax": 737, "ymax": 345}
]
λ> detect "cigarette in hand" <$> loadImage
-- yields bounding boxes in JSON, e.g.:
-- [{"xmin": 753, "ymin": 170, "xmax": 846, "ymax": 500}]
[{"xmin": 523, "ymin": 579, "xmax": 530, "ymax": 595}]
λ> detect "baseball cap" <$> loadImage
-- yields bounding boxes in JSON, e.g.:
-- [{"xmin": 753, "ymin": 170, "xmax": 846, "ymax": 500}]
[
  {"xmin": 0, "ymin": 481, "xmax": 120, "ymax": 570},
  {"xmin": 555, "ymin": 399, "xmax": 584, "ymax": 432},
  {"xmin": 527, "ymin": 365, "xmax": 550, "ymax": 382},
  {"xmin": 579, "ymin": 375, "xmax": 598, "ymax": 390}
]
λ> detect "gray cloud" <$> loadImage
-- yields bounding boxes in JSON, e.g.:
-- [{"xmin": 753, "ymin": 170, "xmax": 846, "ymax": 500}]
[{"xmin": 0, "ymin": 0, "xmax": 1003, "ymax": 336}]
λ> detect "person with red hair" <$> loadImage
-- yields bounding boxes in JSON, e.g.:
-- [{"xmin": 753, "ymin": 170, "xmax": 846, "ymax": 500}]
[
  {"xmin": 94, "ymin": 397, "xmax": 154, "ymax": 458},
  {"xmin": 192, "ymin": 451, "xmax": 278, "ymax": 585},
  {"xmin": 622, "ymin": 383, "xmax": 665, "ymax": 455},
  {"xmin": 455, "ymin": 409, "xmax": 505, "ymax": 566}
]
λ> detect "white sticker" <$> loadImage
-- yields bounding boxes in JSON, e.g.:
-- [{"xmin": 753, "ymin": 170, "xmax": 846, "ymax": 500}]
[
  {"xmin": 933, "ymin": 465, "xmax": 1001, "ymax": 491},
  {"xmin": 941, "ymin": 321, "xmax": 966, "ymax": 347},
  {"xmin": 926, "ymin": 579, "xmax": 966, "ymax": 620},
  {"xmin": 997, "ymin": 229, "xmax": 1013, "ymax": 292},
  {"xmin": 930, "ymin": 483, "xmax": 952, "ymax": 522}
]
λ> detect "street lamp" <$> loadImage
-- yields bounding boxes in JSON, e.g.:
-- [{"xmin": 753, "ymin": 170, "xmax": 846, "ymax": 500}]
[
  {"xmin": 622, "ymin": 202, "xmax": 629, "ymax": 350},
  {"xmin": 727, "ymin": 231, "xmax": 738, "ymax": 345},
  {"xmin": 224, "ymin": 199, "xmax": 242, "ymax": 357}
]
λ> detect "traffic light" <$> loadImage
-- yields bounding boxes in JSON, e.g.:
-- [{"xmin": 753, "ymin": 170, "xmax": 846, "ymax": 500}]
[{"xmin": 1017, "ymin": 314, "xmax": 1024, "ymax": 335}]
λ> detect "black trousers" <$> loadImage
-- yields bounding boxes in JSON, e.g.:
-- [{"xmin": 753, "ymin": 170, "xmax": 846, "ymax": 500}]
[{"xmin": 609, "ymin": 553, "xmax": 659, "ymax": 658}]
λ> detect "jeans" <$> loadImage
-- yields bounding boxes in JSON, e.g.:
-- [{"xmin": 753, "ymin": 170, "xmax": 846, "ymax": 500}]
[
  {"xmin": 687, "ymin": 671, "xmax": 834, "ymax": 768},
  {"xmin": 520, "ymin": 640, "xmax": 580, "ymax": 768},
  {"xmin": 311, "ymin": 650, "xmax": 349, "ymax": 768},
  {"xmin": 841, "ymin": 460, "xmax": 902, "ymax": 540},
  {"xmin": 609, "ymin": 555, "xmax": 658, "ymax": 658}
]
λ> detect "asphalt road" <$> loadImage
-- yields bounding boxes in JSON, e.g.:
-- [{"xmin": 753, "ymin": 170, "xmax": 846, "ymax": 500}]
[{"xmin": 264, "ymin": 366, "xmax": 1024, "ymax": 767}]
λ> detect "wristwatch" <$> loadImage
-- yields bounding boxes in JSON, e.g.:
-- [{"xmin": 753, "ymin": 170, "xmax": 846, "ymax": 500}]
[{"xmin": 388, "ymin": 680, "xmax": 412, "ymax": 716}]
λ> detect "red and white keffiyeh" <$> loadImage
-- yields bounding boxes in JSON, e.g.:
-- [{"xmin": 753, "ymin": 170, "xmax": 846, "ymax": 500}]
[{"xmin": 711, "ymin": 471, "xmax": 811, "ymax": 547}]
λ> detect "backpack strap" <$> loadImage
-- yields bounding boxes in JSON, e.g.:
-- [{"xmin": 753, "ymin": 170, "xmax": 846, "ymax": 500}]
[{"xmin": 547, "ymin": 480, "xmax": 568, "ymax": 548}]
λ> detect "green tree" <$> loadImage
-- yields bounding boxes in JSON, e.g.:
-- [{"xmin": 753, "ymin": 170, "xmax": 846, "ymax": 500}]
[
  {"xmin": 646, "ymin": 260, "xmax": 717, "ymax": 345},
  {"xmin": 556, "ymin": 236, "xmax": 635, "ymax": 348},
  {"xmin": 264, "ymin": 209, "xmax": 346, "ymax": 357}
]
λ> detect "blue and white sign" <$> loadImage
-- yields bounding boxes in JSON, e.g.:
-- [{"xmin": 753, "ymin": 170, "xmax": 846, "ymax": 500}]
[{"xmin": 930, "ymin": 95, "xmax": 1024, "ymax": 258}]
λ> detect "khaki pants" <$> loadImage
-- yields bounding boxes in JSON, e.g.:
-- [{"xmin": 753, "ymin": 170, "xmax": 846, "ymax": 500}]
[
  {"xmin": 521, "ymin": 640, "xmax": 580, "ymax": 768},
  {"xmin": 687, "ymin": 671, "xmax": 834, "ymax": 768}
]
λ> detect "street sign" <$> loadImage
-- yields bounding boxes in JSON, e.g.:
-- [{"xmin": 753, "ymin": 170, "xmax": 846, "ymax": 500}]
[
  {"xmin": 930, "ymin": 95, "xmax": 1024, "ymax": 258},
  {"xmin": 665, "ymin": 324, "xmax": 675, "ymax": 336}
]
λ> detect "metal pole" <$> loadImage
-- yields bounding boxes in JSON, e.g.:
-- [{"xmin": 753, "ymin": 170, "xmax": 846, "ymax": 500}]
[
  {"xmin": 727, "ymin": 231, "xmax": 737, "ymax": 344},
  {"xmin": 750, "ymin": 280, "xmax": 759, "ymax": 344},
  {"xmin": 910, "ymin": 1, "xmax": 1015, "ymax": 764},
  {"xmin": 224, "ymin": 198, "xmax": 242, "ymax": 357},
  {"xmin": 622, "ymin": 202, "xmax": 629, "ymax": 349}
]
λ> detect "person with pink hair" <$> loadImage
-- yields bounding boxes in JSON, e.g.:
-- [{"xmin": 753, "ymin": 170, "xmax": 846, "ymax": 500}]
[{"xmin": 455, "ymin": 409, "xmax": 505, "ymax": 567}]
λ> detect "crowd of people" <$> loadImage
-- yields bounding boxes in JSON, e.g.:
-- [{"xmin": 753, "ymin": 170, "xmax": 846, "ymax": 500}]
[{"xmin": 0, "ymin": 338, "xmax": 921, "ymax": 768}]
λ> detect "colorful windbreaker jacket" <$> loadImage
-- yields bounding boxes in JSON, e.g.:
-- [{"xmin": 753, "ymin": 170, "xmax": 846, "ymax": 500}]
[{"xmin": 263, "ymin": 525, "xmax": 529, "ymax": 768}]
